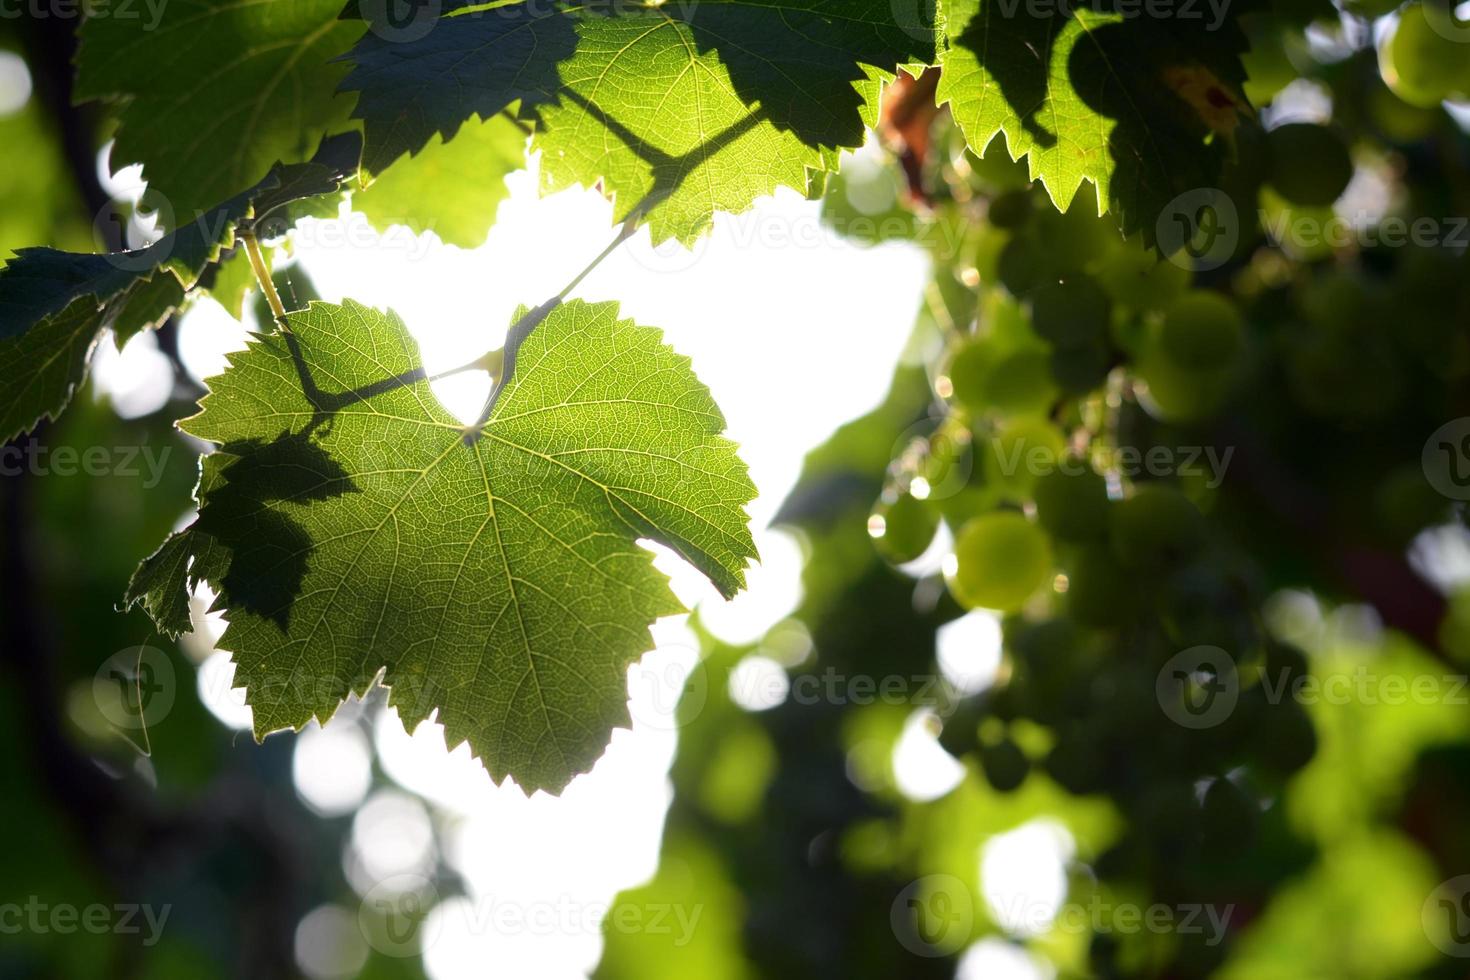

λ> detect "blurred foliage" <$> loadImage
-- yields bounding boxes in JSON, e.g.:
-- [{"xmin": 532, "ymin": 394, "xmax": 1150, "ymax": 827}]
[{"xmin": 4, "ymin": 1, "xmax": 1470, "ymax": 979}]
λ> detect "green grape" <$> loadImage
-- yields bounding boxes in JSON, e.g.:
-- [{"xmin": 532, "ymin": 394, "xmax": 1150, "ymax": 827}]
[
  {"xmin": 983, "ymin": 416, "xmax": 1067, "ymax": 498},
  {"xmin": 1381, "ymin": 3, "xmax": 1470, "ymax": 108},
  {"xmin": 1034, "ymin": 466, "xmax": 1110, "ymax": 542},
  {"xmin": 1067, "ymin": 545, "xmax": 1140, "ymax": 627},
  {"xmin": 869, "ymin": 492, "xmax": 939, "ymax": 564},
  {"xmin": 966, "ymin": 138, "xmax": 1032, "ymax": 193},
  {"xmin": 987, "ymin": 189, "xmax": 1034, "ymax": 230},
  {"xmin": 1265, "ymin": 123, "xmax": 1354, "ymax": 207},
  {"xmin": 1109, "ymin": 485, "xmax": 1206, "ymax": 573},
  {"xmin": 947, "ymin": 339, "xmax": 992, "ymax": 409},
  {"xmin": 1035, "ymin": 186, "xmax": 1116, "ymax": 271},
  {"xmin": 1133, "ymin": 347, "xmax": 1233, "ymax": 422},
  {"xmin": 979, "ymin": 737, "xmax": 1031, "ymax": 792},
  {"xmin": 949, "ymin": 341, "xmax": 1057, "ymax": 417},
  {"xmin": 1368, "ymin": 83, "xmax": 1442, "ymax": 142},
  {"xmin": 1095, "ymin": 237, "xmax": 1191, "ymax": 312},
  {"xmin": 987, "ymin": 347, "xmax": 1060, "ymax": 416},
  {"xmin": 947, "ymin": 511, "xmax": 1054, "ymax": 611},
  {"xmin": 1158, "ymin": 291, "xmax": 1244, "ymax": 371},
  {"xmin": 998, "ymin": 235, "xmax": 1053, "ymax": 297},
  {"xmin": 1030, "ymin": 276, "xmax": 1113, "ymax": 349},
  {"xmin": 1049, "ymin": 342, "xmax": 1112, "ymax": 395}
]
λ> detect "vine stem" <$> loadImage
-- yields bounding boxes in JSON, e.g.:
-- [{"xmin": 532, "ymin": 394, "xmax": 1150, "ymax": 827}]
[
  {"xmin": 243, "ymin": 231, "xmax": 288, "ymax": 331},
  {"xmin": 466, "ymin": 216, "xmax": 643, "ymax": 435}
]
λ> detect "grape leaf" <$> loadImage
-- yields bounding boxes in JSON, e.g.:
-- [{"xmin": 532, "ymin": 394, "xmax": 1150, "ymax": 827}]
[
  {"xmin": 128, "ymin": 298, "xmax": 757, "ymax": 792},
  {"xmin": 75, "ymin": 0, "xmax": 364, "ymax": 221},
  {"xmin": 936, "ymin": 0, "xmax": 1250, "ymax": 236},
  {"xmin": 342, "ymin": 1, "xmax": 938, "ymax": 243},
  {"xmin": 340, "ymin": 0, "xmax": 576, "ymax": 175},
  {"xmin": 0, "ymin": 134, "xmax": 359, "ymax": 442},
  {"xmin": 353, "ymin": 112, "xmax": 529, "ymax": 249}
]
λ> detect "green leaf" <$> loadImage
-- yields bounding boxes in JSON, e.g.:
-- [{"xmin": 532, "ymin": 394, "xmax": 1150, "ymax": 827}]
[
  {"xmin": 353, "ymin": 112, "xmax": 529, "ymax": 248},
  {"xmin": 0, "ymin": 134, "xmax": 358, "ymax": 442},
  {"xmin": 936, "ymin": 0, "xmax": 1250, "ymax": 236},
  {"xmin": 130, "ymin": 298, "xmax": 757, "ymax": 792},
  {"xmin": 342, "ymin": 1, "xmax": 937, "ymax": 243},
  {"xmin": 75, "ymin": 0, "xmax": 364, "ymax": 221},
  {"xmin": 341, "ymin": 0, "xmax": 576, "ymax": 174}
]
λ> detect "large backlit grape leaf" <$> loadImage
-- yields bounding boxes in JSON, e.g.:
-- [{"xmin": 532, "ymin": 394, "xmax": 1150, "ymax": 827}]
[
  {"xmin": 353, "ymin": 112, "xmax": 529, "ymax": 249},
  {"xmin": 128, "ymin": 298, "xmax": 757, "ymax": 792},
  {"xmin": 936, "ymin": 0, "xmax": 1250, "ymax": 236},
  {"xmin": 75, "ymin": 0, "xmax": 364, "ymax": 221},
  {"xmin": 0, "ymin": 135, "xmax": 359, "ymax": 442},
  {"xmin": 342, "ymin": 1, "xmax": 938, "ymax": 243}
]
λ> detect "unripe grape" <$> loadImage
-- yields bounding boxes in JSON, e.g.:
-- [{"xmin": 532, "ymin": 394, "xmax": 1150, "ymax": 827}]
[
  {"xmin": 1381, "ymin": 3, "xmax": 1470, "ymax": 108},
  {"xmin": 869, "ymin": 492, "xmax": 939, "ymax": 564},
  {"xmin": 1158, "ymin": 290, "xmax": 1244, "ymax": 371},
  {"xmin": 1265, "ymin": 123, "xmax": 1354, "ymax": 207},
  {"xmin": 1030, "ymin": 276, "xmax": 1112, "ymax": 349},
  {"xmin": 947, "ymin": 511, "xmax": 1053, "ymax": 611},
  {"xmin": 1034, "ymin": 466, "xmax": 1110, "ymax": 542},
  {"xmin": 1109, "ymin": 485, "xmax": 1206, "ymax": 572}
]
